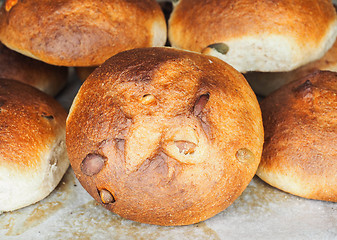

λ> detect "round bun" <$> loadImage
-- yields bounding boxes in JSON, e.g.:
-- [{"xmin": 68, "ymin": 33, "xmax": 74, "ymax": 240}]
[
  {"xmin": 0, "ymin": 43, "xmax": 67, "ymax": 96},
  {"xmin": 246, "ymin": 38, "xmax": 337, "ymax": 96},
  {"xmin": 168, "ymin": 0, "xmax": 337, "ymax": 72},
  {"xmin": 257, "ymin": 71, "xmax": 337, "ymax": 202},
  {"xmin": 0, "ymin": 79, "xmax": 69, "ymax": 212},
  {"xmin": 0, "ymin": 0, "xmax": 167, "ymax": 66},
  {"xmin": 66, "ymin": 47, "xmax": 264, "ymax": 226}
]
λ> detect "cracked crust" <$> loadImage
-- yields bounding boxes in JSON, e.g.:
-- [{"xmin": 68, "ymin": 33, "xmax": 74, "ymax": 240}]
[{"xmin": 66, "ymin": 47, "xmax": 264, "ymax": 226}]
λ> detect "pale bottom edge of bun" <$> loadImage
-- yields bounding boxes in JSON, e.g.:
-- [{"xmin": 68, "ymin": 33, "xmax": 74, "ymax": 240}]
[
  {"xmin": 201, "ymin": 23, "xmax": 337, "ymax": 74},
  {"xmin": 256, "ymin": 168, "xmax": 337, "ymax": 202},
  {"xmin": 3, "ymin": 43, "xmax": 42, "ymax": 64},
  {"xmin": 0, "ymin": 136, "xmax": 69, "ymax": 212}
]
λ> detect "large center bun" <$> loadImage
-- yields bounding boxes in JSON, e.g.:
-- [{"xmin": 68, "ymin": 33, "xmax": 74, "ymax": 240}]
[{"xmin": 66, "ymin": 47, "xmax": 264, "ymax": 226}]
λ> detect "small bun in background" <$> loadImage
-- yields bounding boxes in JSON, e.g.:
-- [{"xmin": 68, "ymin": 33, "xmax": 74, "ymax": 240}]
[
  {"xmin": 169, "ymin": 0, "xmax": 337, "ymax": 73},
  {"xmin": 0, "ymin": 43, "xmax": 67, "ymax": 96}
]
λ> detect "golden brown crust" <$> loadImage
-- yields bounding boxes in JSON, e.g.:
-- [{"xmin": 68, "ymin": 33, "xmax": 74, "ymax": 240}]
[
  {"xmin": 0, "ymin": 43, "xmax": 67, "ymax": 96},
  {"xmin": 0, "ymin": 79, "xmax": 67, "ymax": 171},
  {"xmin": 169, "ymin": 0, "xmax": 336, "ymax": 52},
  {"xmin": 257, "ymin": 71, "xmax": 337, "ymax": 202},
  {"xmin": 0, "ymin": 0, "xmax": 166, "ymax": 66},
  {"xmin": 66, "ymin": 47, "xmax": 264, "ymax": 225}
]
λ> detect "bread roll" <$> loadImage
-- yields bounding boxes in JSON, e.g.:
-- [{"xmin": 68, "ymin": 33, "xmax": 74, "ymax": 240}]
[
  {"xmin": 0, "ymin": 42, "xmax": 67, "ymax": 96},
  {"xmin": 246, "ymin": 34, "xmax": 337, "ymax": 96},
  {"xmin": 0, "ymin": 79, "xmax": 69, "ymax": 212},
  {"xmin": 66, "ymin": 47, "xmax": 264, "ymax": 226},
  {"xmin": 168, "ymin": 0, "xmax": 337, "ymax": 73},
  {"xmin": 257, "ymin": 71, "xmax": 337, "ymax": 202},
  {"xmin": 0, "ymin": 0, "xmax": 167, "ymax": 66}
]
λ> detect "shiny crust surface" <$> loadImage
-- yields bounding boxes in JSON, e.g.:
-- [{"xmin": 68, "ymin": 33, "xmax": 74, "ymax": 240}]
[
  {"xmin": 0, "ymin": 0, "xmax": 166, "ymax": 66},
  {"xmin": 0, "ymin": 79, "xmax": 67, "ymax": 171},
  {"xmin": 257, "ymin": 71, "xmax": 337, "ymax": 202},
  {"xmin": 66, "ymin": 47, "xmax": 264, "ymax": 225}
]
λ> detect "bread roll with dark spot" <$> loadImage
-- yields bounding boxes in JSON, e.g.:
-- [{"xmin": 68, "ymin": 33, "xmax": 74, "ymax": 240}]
[
  {"xmin": 66, "ymin": 47, "xmax": 264, "ymax": 226},
  {"xmin": 168, "ymin": 0, "xmax": 337, "ymax": 73},
  {"xmin": 257, "ymin": 71, "xmax": 337, "ymax": 202},
  {"xmin": 0, "ymin": 79, "xmax": 69, "ymax": 212},
  {"xmin": 0, "ymin": 0, "xmax": 167, "ymax": 66}
]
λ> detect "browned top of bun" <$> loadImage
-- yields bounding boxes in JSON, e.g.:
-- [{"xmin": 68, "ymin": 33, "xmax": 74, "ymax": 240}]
[
  {"xmin": 0, "ymin": 43, "xmax": 67, "ymax": 96},
  {"xmin": 258, "ymin": 71, "xmax": 337, "ymax": 201},
  {"xmin": 66, "ymin": 47, "xmax": 263, "ymax": 225},
  {"xmin": 0, "ymin": 0, "xmax": 166, "ymax": 66},
  {"xmin": 169, "ymin": 0, "xmax": 337, "ymax": 52},
  {"xmin": 0, "ymin": 79, "xmax": 67, "ymax": 171}
]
